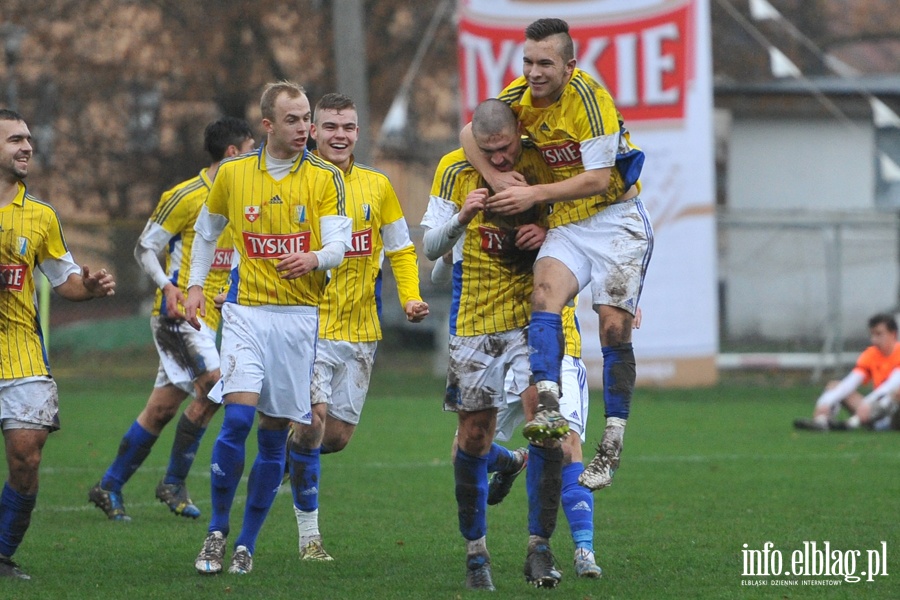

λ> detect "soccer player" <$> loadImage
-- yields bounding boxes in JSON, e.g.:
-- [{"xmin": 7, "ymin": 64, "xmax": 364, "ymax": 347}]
[
  {"xmin": 0, "ymin": 109, "xmax": 116, "ymax": 579},
  {"xmin": 423, "ymin": 99, "xmax": 564, "ymax": 590},
  {"xmin": 287, "ymin": 93, "xmax": 428, "ymax": 561},
  {"xmin": 462, "ymin": 18, "xmax": 653, "ymax": 491},
  {"xmin": 794, "ymin": 313, "xmax": 900, "ymax": 431},
  {"xmin": 88, "ymin": 117, "xmax": 255, "ymax": 522},
  {"xmin": 184, "ymin": 81, "xmax": 351, "ymax": 576},
  {"xmin": 435, "ymin": 258, "xmax": 635, "ymax": 580}
]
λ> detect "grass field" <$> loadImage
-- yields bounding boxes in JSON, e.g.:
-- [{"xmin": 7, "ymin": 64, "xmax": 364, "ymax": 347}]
[{"xmin": 2, "ymin": 350, "xmax": 899, "ymax": 599}]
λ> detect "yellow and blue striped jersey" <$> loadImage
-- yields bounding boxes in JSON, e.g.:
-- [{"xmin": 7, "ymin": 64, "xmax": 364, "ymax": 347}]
[
  {"xmin": 208, "ymin": 146, "xmax": 346, "ymax": 307},
  {"xmin": 426, "ymin": 145, "xmax": 553, "ymax": 337},
  {"xmin": 0, "ymin": 183, "xmax": 79, "ymax": 378},
  {"xmin": 148, "ymin": 168, "xmax": 233, "ymax": 331},
  {"xmin": 498, "ymin": 69, "xmax": 644, "ymax": 228},
  {"xmin": 562, "ymin": 304, "xmax": 580, "ymax": 359},
  {"xmin": 317, "ymin": 155, "xmax": 421, "ymax": 342}
]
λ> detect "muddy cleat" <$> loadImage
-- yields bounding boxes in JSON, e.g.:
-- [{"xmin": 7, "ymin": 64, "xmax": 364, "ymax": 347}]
[
  {"xmin": 487, "ymin": 447, "xmax": 528, "ymax": 506},
  {"xmin": 299, "ymin": 536, "xmax": 334, "ymax": 561},
  {"xmin": 228, "ymin": 545, "xmax": 253, "ymax": 575},
  {"xmin": 195, "ymin": 531, "xmax": 227, "ymax": 575},
  {"xmin": 155, "ymin": 481, "xmax": 201, "ymax": 519},
  {"xmin": 522, "ymin": 409, "xmax": 570, "ymax": 443},
  {"xmin": 574, "ymin": 548, "xmax": 603, "ymax": 578},
  {"xmin": 88, "ymin": 483, "xmax": 131, "ymax": 521},
  {"xmin": 466, "ymin": 552, "xmax": 495, "ymax": 591},
  {"xmin": 524, "ymin": 543, "xmax": 562, "ymax": 588},
  {"xmin": 579, "ymin": 420, "xmax": 624, "ymax": 491},
  {"xmin": 0, "ymin": 556, "xmax": 30, "ymax": 580},
  {"xmin": 793, "ymin": 417, "xmax": 828, "ymax": 431}
]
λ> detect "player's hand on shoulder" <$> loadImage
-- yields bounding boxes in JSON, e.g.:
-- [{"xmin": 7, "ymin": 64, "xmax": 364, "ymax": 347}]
[{"xmin": 405, "ymin": 299, "xmax": 430, "ymax": 323}]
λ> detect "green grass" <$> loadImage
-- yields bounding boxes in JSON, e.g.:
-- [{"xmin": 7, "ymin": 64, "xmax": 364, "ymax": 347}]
[{"xmin": 2, "ymin": 355, "xmax": 899, "ymax": 599}]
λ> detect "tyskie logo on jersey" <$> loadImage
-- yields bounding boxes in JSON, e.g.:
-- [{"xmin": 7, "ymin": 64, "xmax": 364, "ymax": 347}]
[
  {"xmin": 540, "ymin": 141, "xmax": 582, "ymax": 167},
  {"xmin": 211, "ymin": 248, "xmax": 234, "ymax": 270},
  {"xmin": 0, "ymin": 264, "xmax": 27, "ymax": 291},
  {"xmin": 478, "ymin": 226, "xmax": 506, "ymax": 255},
  {"xmin": 345, "ymin": 228, "xmax": 373, "ymax": 258},
  {"xmin": 244, "ymin": 206, "xmax": 261, "ymax": 223},
  {"xmin": 243, "ymin": 231, "xmax": 310, "ymax": 258}
]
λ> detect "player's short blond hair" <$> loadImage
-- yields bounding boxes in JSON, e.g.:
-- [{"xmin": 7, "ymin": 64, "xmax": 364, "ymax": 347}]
[{"xmin": 260, "ymin": 81, "xmax": 307, "ymax": 121}]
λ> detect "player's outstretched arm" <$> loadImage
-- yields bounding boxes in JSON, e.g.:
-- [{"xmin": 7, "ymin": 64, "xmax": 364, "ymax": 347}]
[{"xmin": 55, "ymin": 266, "xmax": 116, "ymax": 301}]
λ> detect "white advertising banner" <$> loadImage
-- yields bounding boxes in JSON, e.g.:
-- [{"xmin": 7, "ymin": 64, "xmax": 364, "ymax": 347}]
[{"xmin": 457, "ymin": 0, "xmax": 718, "ymax": 386}]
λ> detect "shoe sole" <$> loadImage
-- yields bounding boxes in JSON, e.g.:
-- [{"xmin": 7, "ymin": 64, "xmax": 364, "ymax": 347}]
[
  {"xmin": 526, "ymin": 576, "xmax": 561, "ymax": 588},
  {"xmin": 578, "ymin": 471, "xmax": 613, "ymax": 491},
  {"xmin": 522, "ymin": 423, "xmax": 570, "ymax": 443}
]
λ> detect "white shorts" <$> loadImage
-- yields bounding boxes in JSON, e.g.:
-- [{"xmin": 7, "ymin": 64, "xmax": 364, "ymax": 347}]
[
  {"xmin": 495, "ymin": 355, "xmax": 589, "ymax": 443},
  {"xmin": 444, "ymin": 329, "xmax": 529, "ymax": 413},
  {"xmin": 0, "ymin": 376, "xmax": 59, "ymax": 430},
  {"xmin": 151, "ymin": 315, "xmax": 220, "ymax": 394},
  {"xmin": 311, "ymin": 339, "xmax": 378, "ymax": 426},
  {"xmin": 539, "ymin": 198, "xmax": 653, "ymax": 314},
  {"xmin": 218, "ymin": 303, "xmax": 318, "ymax": 423}
]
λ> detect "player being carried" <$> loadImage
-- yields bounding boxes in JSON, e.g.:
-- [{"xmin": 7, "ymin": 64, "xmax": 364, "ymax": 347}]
[{"xmin": 461, "ymin": 18, "xmax": 653, "ymax": 491}]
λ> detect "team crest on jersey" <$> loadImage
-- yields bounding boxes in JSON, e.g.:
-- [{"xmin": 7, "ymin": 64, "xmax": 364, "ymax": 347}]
[
  {"xmin": 540, "ymin": 122, "xmax": 551, "ymax": 133},
  {"xmin": 0, "ymin": 264, "xmax": 27, "ymax": 291},
  {"xmin": 17, "ymin": 237, "xmax": 27, "ymax": 256},
  {"xmin": 361, "ymin": 203, "xmax": 371, "ymax": 222},
  {"xmin": 294, "ymin": 205, "xmax": 307, "ymax": 224},
  {"xmin": 244, "ymin": 206, "xmax": 261, "ymax": 222},
  {"xmin": 269, "ymin": 195, "xmax": 283, "ymax": 205}
]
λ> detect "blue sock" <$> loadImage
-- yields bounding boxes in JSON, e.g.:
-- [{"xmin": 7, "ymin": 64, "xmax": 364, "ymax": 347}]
[
  {"xmin": 528, "ymin": 311, "xmax": 564, "ymax": 385},
  {"xmin": 526, "ymin": 443, "xmax": 562, "ymax": 538},
  {"xmin": 101, "ymin": 421, "xmax": 158, "ymax": 492},
  {"xmin": 486, "ymin": 443, "xmax": 515, "ymax": 473},
  {"xmin": 602, "ymin": 343, "xmax": 636, "ymax": 419},
  {"xmin": 0, "ymin": 483, "xmax": 36, "ymax": 558},
  {"xmin": 289, "ymin": 447, "xmax": 321, "ymax": 512},
  {"xmin": 208, "ymin": 404, "xmax": 255, "ymax": 536},
  {"xmin": 164, "ymin": 412, "xmax": 206, "ymax": 485},
  {"xmin": 454, "ymin": 449, "xmax": 488, "ymax": 540},
  {"xmin": 235, "ymin": 428, "xmax": 289, "ymax": 555},
  {"xmin": 561, "ymin": 462, "xmax": 594, "ymax": 551}
]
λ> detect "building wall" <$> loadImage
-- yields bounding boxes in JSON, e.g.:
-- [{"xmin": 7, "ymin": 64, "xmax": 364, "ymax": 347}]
[{"xmin": 723, "ymin": 117, "xmax": 898, "ymax": 342}]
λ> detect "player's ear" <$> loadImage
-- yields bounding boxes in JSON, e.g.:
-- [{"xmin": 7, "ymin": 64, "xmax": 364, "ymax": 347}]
[{"xmin": 310, "ymin": 123, "xmax": 318, "ymax": 141}]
